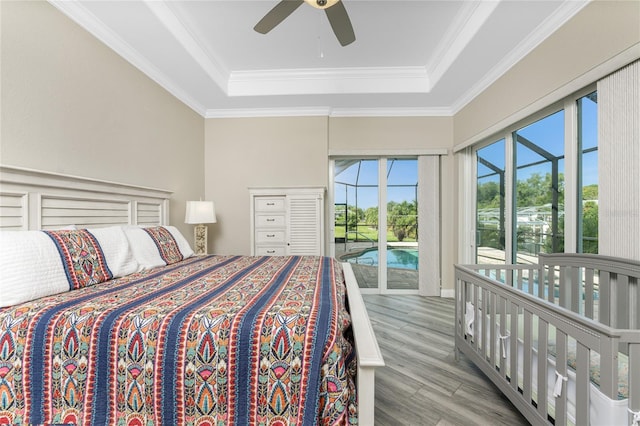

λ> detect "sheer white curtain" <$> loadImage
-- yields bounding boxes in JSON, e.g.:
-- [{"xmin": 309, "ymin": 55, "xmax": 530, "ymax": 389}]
[{"xmin": 598, "ymin": 60, "xmax": 640, "ymax": 260}]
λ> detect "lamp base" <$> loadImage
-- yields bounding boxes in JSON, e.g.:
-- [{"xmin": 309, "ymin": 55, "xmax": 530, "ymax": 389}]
[{"xmin": 193, "ymin": 223, "xmax": 208, "ymax": 255}]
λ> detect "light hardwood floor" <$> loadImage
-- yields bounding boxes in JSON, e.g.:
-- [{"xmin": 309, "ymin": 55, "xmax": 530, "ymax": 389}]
[{"xmin": 363, "ymin": 294, "xmax": 529, "ymax": 426}]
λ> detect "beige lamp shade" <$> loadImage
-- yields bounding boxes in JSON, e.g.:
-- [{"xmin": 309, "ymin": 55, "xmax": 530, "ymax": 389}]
[{"xmin": 185, "ymin": 201, "xmax": 217, "ymax": 224}]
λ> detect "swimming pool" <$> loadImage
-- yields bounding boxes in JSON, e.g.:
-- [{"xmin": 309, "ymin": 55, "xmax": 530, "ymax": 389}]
[{"xmin": 341, "ymin": 247, "xmax": 419, "ymax": 270}]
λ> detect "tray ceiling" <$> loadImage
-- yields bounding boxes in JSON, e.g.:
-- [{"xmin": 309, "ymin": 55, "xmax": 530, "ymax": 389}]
[{"xmin": 49, "ymin": 0, "xmax": 589, "ymax": 117}]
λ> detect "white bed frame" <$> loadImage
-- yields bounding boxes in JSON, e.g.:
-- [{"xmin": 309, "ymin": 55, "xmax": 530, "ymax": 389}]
[{"xmin": 0, "ymin": 164, "xmax": 384, "ymax": 425}]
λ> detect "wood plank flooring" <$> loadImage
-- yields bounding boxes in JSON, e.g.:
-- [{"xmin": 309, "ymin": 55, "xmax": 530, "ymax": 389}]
[{"xmin": 363, "ymin": 295, "xmax": 529, "ymax": 426}]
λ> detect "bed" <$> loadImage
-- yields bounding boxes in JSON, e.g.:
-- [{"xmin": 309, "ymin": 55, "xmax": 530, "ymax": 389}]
[
  {"xmin": 0, "ymin": 165, "xmax": 384, "ymax": 425},
  {"xmin": 455, "ymin": 254, "xmax": 640, "ymax": 425}
]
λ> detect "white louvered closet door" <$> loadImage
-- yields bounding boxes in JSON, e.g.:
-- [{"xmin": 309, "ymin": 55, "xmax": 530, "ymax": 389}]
[
  {"xmin": 250, "ymin": 187, "xmax": 325, "ymax": 257},
  {"xmin": 287, "ymin": 194, "xmax": 323, "ymax": 255}
]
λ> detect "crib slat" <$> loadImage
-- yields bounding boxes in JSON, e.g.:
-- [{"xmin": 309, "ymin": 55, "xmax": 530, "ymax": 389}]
[
  {"xmin": 570, "ymin": 266, "xmax": 580, "ymax": 314},
  {"xmin": 600, "ymin": 271, "xmax": 611, "ymax": 326},
  {"xmin": 517, "ymin": 269, "xmax": 523, "ymax": 292},
  {"xmin": 575, "ymin": 342, "xmax": 590, "ymax": 426},
  {"xmin": 482, "ymin": 288, "xmax": 490, "ymax": 360},
  {"xmin": 522, "ymin": 310, "xmax": 532, "ymax": 404},
  {"xmin": 555, "ymin": 329, "xmax": 568, "ymax": 426},
  {"xmin": 547, "ymin": 265, "xmax": 557, "ymax": 304},
  {"xmin": 537, "ymin": 319, "xmax": 549, "ymax": 420},
  {"xmin": 489, "ymin": 292, "xmax": 497, "ymax": 367},
  {"xmin": 632, "ymin": 277, "xmax": 639, "ymax": 329},
  {"xmin": 498, "ymin": 296, "xmax": 508, "ymax": 378},
  {"xmin": 510, "ymin": 302, "xmax": 518, "ymax": 393},
  {"xmin": 584, "ymin": 268, "xmax": 595, "ymax": 320},
  {"xmin": 473, "ymin": 285, "xmax": 480, "ymax": 352},
  {"xmin": 630, "ymin": 343, "xmax": 640, "ymax": 426},
  {"xmin": 599, "ymin": 338, "xmax": 618, "ymax": 400},
  {"xmin": 559, "ymin": 266, "xmax": 569, "ymax": 311},
  {"xmin": 617, "ymin": 274, "xmax": 630, "ymax": 330}
]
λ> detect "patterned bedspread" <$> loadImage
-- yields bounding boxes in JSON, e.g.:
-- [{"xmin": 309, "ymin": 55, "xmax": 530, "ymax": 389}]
[{"xmin": 0, "ymin": 255, "xmax": 356, "ymax": 425}]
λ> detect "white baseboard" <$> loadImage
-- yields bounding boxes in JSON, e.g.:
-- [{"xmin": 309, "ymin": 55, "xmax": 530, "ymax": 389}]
[{"xmin": 440, "ymin": 288, "xmax": 455, "ymax": 298}]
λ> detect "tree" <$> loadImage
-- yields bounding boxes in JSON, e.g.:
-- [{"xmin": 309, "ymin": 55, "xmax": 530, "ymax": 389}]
[
  {"xmin": 364, "ymin": 207, "xmax": 378, "ymax": 228},
  {"xmin": 477, "ymin": 180, "xmax": 501, "ymax": 209},
  {"xmin": 514, "ymin": 172, "xmax": 565, "ymax": 208},
  {"xmin": 387, "ymin": 200, "xmax": 417, "ymax": 242},
  {"xmin": 583, "ymin": 184, "xmax": 598, "ymax": 200},
  {"xmin": 582, "ymin": 201, "xmax": 598, "ymax": 253},
  {"xmin": 346, "ymin": 206, "xmax": 363, "ymax": 230}
]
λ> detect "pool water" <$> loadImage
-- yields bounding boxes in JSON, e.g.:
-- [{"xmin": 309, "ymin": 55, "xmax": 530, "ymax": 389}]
[{"xmin": 342, "ymin": 247, "xmax": 419, "ymax": 270}]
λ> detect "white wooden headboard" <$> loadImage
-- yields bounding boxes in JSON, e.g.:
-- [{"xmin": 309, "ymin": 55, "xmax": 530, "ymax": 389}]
[{"xmin": 0, "ymin": 165, "xmax": 172, "ymax": 230}]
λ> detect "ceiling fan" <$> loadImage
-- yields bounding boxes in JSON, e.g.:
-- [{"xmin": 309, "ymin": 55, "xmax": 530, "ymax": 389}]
[{"xmin": 254, "ymin": 0, "xmax": 356, "ymax": 47}]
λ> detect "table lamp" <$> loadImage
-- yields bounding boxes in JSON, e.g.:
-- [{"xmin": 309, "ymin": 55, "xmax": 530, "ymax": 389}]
[{"xmin": 185, "ymin": 200, "xmax": 217, "ymax": 255}]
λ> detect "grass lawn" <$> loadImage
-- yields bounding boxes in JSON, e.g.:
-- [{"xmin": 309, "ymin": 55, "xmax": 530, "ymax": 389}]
[{"xmin": 334, "ymin": 224, "xmax": 416, "ymax": 243}]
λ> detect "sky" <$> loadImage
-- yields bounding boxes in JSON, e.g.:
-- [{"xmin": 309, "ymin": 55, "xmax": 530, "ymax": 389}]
[
  {"xmin": 335, "ymin": 159, "xmax": 418, "ymax": 209},
  {"xmin": 478, "ymin": 94, "xmax": 598, "ymax": 187},
  {"xmin": 336, "ymin": 93, "xmax": 598, "ymax": 210}
]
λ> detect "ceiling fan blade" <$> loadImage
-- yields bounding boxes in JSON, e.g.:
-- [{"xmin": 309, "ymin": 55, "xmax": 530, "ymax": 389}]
[
  {"xmin": 254, "ymin": 0, "xmax": 304, "ymax": 34},
  {"xmin": 325, "ymin": 1, "xmax": 355, "ymax": 46}
]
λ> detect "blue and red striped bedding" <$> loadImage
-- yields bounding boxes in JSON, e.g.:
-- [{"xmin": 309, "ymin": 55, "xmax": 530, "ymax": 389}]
[{"xmin": 0, "ymin": 255, "xmax": 356, "ymax": 425}]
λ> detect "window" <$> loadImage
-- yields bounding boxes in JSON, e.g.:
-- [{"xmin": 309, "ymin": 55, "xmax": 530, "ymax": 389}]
[
  {"xmin": 476, "ymin": 139, "xmax": 506, "ymax": 263},
  {"xmin": 513, "ymin": 110, "xmax": 565, "ymax": 263},
  {"xmin": 472, "ymin": 88, "xmax": 597, "ymax": 265},
  {"xmin": 577, "ymin": 92, "xmax": 598, "ymax": 253}
]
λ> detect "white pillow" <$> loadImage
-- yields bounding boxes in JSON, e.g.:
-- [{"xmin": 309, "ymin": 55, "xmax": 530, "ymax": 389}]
[
  {"xmin": 165, "ymin": 225, "xmax": 195, "ymax": 258},
  {"xmin": 86, "ymin": 226, "xmax": 139, "ymax": 278},
  {"xmin": 0, "ymin": 231, "xmax": 70, "ymax": 307},
  {"xmin": 122, "ymin": 226, "xmax": 166, "ymax": 270},
  {"xmin": 122, "ymin": 225, "xmax": 194, "ymax": 271}
]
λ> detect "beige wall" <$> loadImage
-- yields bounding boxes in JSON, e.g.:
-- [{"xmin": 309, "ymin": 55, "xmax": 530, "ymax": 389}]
[
  {"xmin": 454, "ymin": 0, "xmax": 640, "ymax": 146},
  {"xmin": 204, "ymin": 116, "xmax": 329, "ymax": 255},
  {"xmin": 0, "ymin": 1, "xmax": 205, "ymax": 239},
  {"xmin": 329, "ymin": 116, "xmax": 452, "ymax": 151},
  {"xmin": 205, "ymin": 115, "xmax": 458, "ymax": 292}
]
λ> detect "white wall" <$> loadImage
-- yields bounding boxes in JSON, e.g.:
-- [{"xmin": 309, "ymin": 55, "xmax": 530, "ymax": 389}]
[{"xmin": 0, "ymin": 1, "xmax": 205, "ymax": 240}]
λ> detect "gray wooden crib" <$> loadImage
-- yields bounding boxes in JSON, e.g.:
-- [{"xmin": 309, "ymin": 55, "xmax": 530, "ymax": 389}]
[{"xmin": 455, "ymin": 253, "xmax": 640, "ymax": 425}]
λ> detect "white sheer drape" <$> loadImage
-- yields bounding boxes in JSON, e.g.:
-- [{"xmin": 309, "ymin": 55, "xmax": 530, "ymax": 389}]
[{"xmin": 598, "ymin": 60, "xmax": 640, "ymax": 260}]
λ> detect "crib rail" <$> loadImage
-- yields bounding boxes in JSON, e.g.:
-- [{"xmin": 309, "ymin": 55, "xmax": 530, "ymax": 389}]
[
  {"xmin": 455, "ymin": 254, "xmax": 640, "ymax": 426},
  {"xmin": 538, "ymin": 253, "xmax": 640, "ymax": 329}
]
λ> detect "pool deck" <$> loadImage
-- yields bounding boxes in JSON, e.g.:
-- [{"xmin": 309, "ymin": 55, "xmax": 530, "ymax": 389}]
[
  {"xmin": 349, "ymin": 263, "xmax": 419, "ymax": 290},
  {"xmin": 336, "ymin": 242, "xmax": 419, "ymax": 290}
]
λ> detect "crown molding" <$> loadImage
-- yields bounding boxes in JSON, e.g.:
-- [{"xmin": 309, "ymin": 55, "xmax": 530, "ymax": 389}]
[
  {"xmin": 227, "ymin": 66, "xmax": 430, "ymax": 97},
  {"xmin": 426, "ymin": 1, "xmax": 500, "ymax": 89},
  {"xmin": 205, "ymin": 106, "xmax": 453, "ymax": 119},
  {"xmin": 450, "ymin": 0, "xmax": 590, "ymax": 114},
  {"xmin": 205, "ymin": 107, "xmax": 332, "ymax": 119},
  {"xmin": 330, "ymin": 107, "xmax": 452, "ymax": 117},
  {"xmin": 145, "ymin": 0, "xmax": 230, "ymax": 92},
  {"xmin": 48, "ymin": 0, "xmax": 208, "ymax": 116}
]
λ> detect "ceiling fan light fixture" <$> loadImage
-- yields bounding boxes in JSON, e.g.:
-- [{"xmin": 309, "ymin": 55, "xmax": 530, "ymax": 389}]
[{"xmin": 304, "ymin": 0, "xmax": 340, "ymax": 10}]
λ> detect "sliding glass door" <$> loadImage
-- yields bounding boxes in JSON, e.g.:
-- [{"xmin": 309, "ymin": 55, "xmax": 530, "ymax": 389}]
[
  {"xmin": 386, "ymin": 159, "xmax": 418, "ymax": 290},
  {"xmin": 332, "ymin": 158, "xmax": 421, "ymax": 293},
  {"xmin": 334, "ymin": 159, "xmax": 380, "ymax": 290}
]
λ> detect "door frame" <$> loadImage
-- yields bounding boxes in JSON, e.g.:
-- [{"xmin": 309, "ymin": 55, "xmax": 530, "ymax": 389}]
[{"xmin": 328, "ymin": 154, "xmax": 441, "ymax": 296}]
